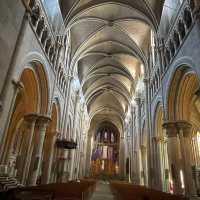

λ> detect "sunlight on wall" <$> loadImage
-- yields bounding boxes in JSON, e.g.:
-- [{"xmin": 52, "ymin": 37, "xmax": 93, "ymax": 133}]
[
  {"xmin": 180, "ymin": 170, "xmax": 185, "ymax": 189},
  {"xmin": 197, "ymin": 131, "xmax": 200, "ymax": 155}
]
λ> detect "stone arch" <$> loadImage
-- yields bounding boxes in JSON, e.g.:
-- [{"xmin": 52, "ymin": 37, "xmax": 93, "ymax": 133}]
[
  {"xmin": 2, "ymin": 68, "xmax": 40, "ymax": 164},
  {"xmin": 167, "ymin": 66, "xmax": 200, "ymax": 121},
  {"xmin": 166, "ymin": 65, "xmax": 200, "ymax": 195},
  {"xmin": 1, "ymin": 61, "xmax": 50, "ymax": 182},
  {"xmin": 32, "ymin": 61, "xmax": 49, "ymax": 114}
]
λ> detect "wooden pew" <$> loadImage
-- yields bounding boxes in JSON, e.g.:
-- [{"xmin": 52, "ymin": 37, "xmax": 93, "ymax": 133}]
[
  {"xmin": 110, "ymin": 181, "xmax": 188, "ymax": 200},
  {"xmin": 0, "ymin": 179, "xmax": 96, "ymax": 200}
]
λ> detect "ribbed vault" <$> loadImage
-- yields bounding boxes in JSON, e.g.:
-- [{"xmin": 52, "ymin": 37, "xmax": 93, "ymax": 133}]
[{"xmin": 60, "ymin": 0, "xmax": 164, "ymax": 127}]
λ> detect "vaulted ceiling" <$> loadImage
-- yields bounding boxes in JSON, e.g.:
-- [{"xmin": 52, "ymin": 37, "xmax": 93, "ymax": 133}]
[{"xmin": 60, "ymin": 0, "xmax": 164, "ymax": 128}]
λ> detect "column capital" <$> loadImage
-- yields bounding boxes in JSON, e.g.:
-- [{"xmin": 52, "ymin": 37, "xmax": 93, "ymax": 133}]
[
  {"xmin": 176, "ymin": 120, "xmax": 192, "ymax": 137},
  {"xmin": 36, "ymin": 115, "xmax": 51, "ymax": 128},
  {"xmin": 38, "ymin": 114, "xmax": 51, "ymax": 122},
  {"xmin": 24, "ymin": 113, "xmax": 39, "ymax": 122},
  {"xmin": 162, "ymin": 121, "xmax": 177, "ymax": 137}
]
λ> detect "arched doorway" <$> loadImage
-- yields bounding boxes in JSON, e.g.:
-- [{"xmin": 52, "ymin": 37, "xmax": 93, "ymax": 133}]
[
  {"xmin": 154, "ymin": 105, "xmax": 169, "ymax": 192},
  {"xmin": 91, "ymin": 122, "xmax": 119, "ymax": 179},
  {"xmin": 166, "ymin": 66, "xmax": 200, "ymax": 195}
]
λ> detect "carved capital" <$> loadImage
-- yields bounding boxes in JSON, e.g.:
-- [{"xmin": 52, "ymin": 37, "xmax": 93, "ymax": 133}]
[
  {"xmin": 176, "ymin": 120, "xmax": 192, "ymax": 137},
  {"xmin": 36, "ymin": 115, "xmax": 51, "ymax": 129},
  {"xmin": 24, "ymin": 113, "xmax": 39, "ymax": 123},
  {"xmin": 162, "ymin": 121, "xmax": 178, "ymax": 137}
]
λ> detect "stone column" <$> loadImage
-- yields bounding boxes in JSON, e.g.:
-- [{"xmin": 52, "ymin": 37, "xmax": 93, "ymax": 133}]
[
  {"xmin": 153, "ymin": 136, "xmax": 163, "ymax": 190},
  {"xmin": 163, "ymin": 121, "xmax": 183, "ymax": 195},
  {"xmin": 119, "ymin": 136, "xmax": 125, "ymax": 179},
  {"xmin": 29, "ymin": 115, "xmax": 51, "ymax": 185},
  {"xmin": 176, "ymin": 121, "xmax": 196, "ymax": 196},
  {"xmin": 21, "ymin": 113, "xmax": 39, "ymax": 184},
  {"xmin": 62, "ymin": 77, "xmax": 73, "ymax": 138},
  {"xmin": 85, "ymin": 134, "xmax": 92, "ymax": 177},
  {"xmin": 141, "ymin": 145, "xmax": 148, "ymax": 186},
  {"xmin": 143, "ymin": 78, "xmax": 151, "ymax": 187},
  {"xmin": 135, "ymin": 97, "xmax": 142, "ymax": 184},
  {"xmin": 67, "ymin": 93, "xmax": 80, "ymax": 180},
  {"xmin": 157, "ymin": 37, "xmax": 165, "ymax": 74},
  {"xmin": 130, "ymin": 107, "xmax": 135, "ymax": 182},
  {"xmin": 42, "ymin": 131, "xmax": 59, "ymax": 184}
]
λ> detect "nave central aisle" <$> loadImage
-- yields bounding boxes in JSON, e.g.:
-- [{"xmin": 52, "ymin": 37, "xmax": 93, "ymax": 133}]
[{"xmin": 90, "ymin": 181, "xmax": 115, "ymax": 200}]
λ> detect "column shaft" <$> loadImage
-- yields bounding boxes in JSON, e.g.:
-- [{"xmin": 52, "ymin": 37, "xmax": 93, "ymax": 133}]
[
  {"xmin": 29, "ymin": 115, "xmax": 50, "ymax": 185},
  {"xmin": 163, "ymin": 121, "xmax": 183, "ymax": 194},
  {"xmin": 22, "ymin": 113, "xmax": 38, "ymax": 184},
  {"xmin": 177, "ymin": 121, "xmax": 196, "ymax": 196}
]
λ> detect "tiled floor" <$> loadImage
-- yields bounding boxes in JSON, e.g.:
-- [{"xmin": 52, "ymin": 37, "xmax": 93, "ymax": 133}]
[{"xmin": 90, "ymin": 181, "xmax": 115, "ymax": 200}]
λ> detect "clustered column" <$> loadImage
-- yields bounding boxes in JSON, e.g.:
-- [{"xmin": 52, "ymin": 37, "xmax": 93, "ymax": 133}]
[
  {"xmin": 134, "ymin": 97, "xmax": 142, "ymax": 184},
  {"xmin": 21, "ymin": 113, "xmax": 39, "ymax": 184},
  {"xmin": 29, "ymin": 115, "xmax": 51, "ymax": 185},
  {"xmin": 163, "ymin": 121, "xmax": 196, "ymax": 196},
  {"xmin": 163, "ymin": 121, "xmax": 183, "ymax": 194},
  {"xmin": 176, "ymin": 121, "xmax": 196, "ymax": 196}
]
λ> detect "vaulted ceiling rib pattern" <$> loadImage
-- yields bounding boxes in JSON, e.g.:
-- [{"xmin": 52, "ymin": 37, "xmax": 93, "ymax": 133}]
[{"xmin": 60, "ymin": 0, "xmax": 164, "ymax": 125}]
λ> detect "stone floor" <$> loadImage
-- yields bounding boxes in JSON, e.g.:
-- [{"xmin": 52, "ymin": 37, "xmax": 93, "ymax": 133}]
[{"xmin": 90, "ymin": 180, "xmax": 115, "ymax": 200}]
